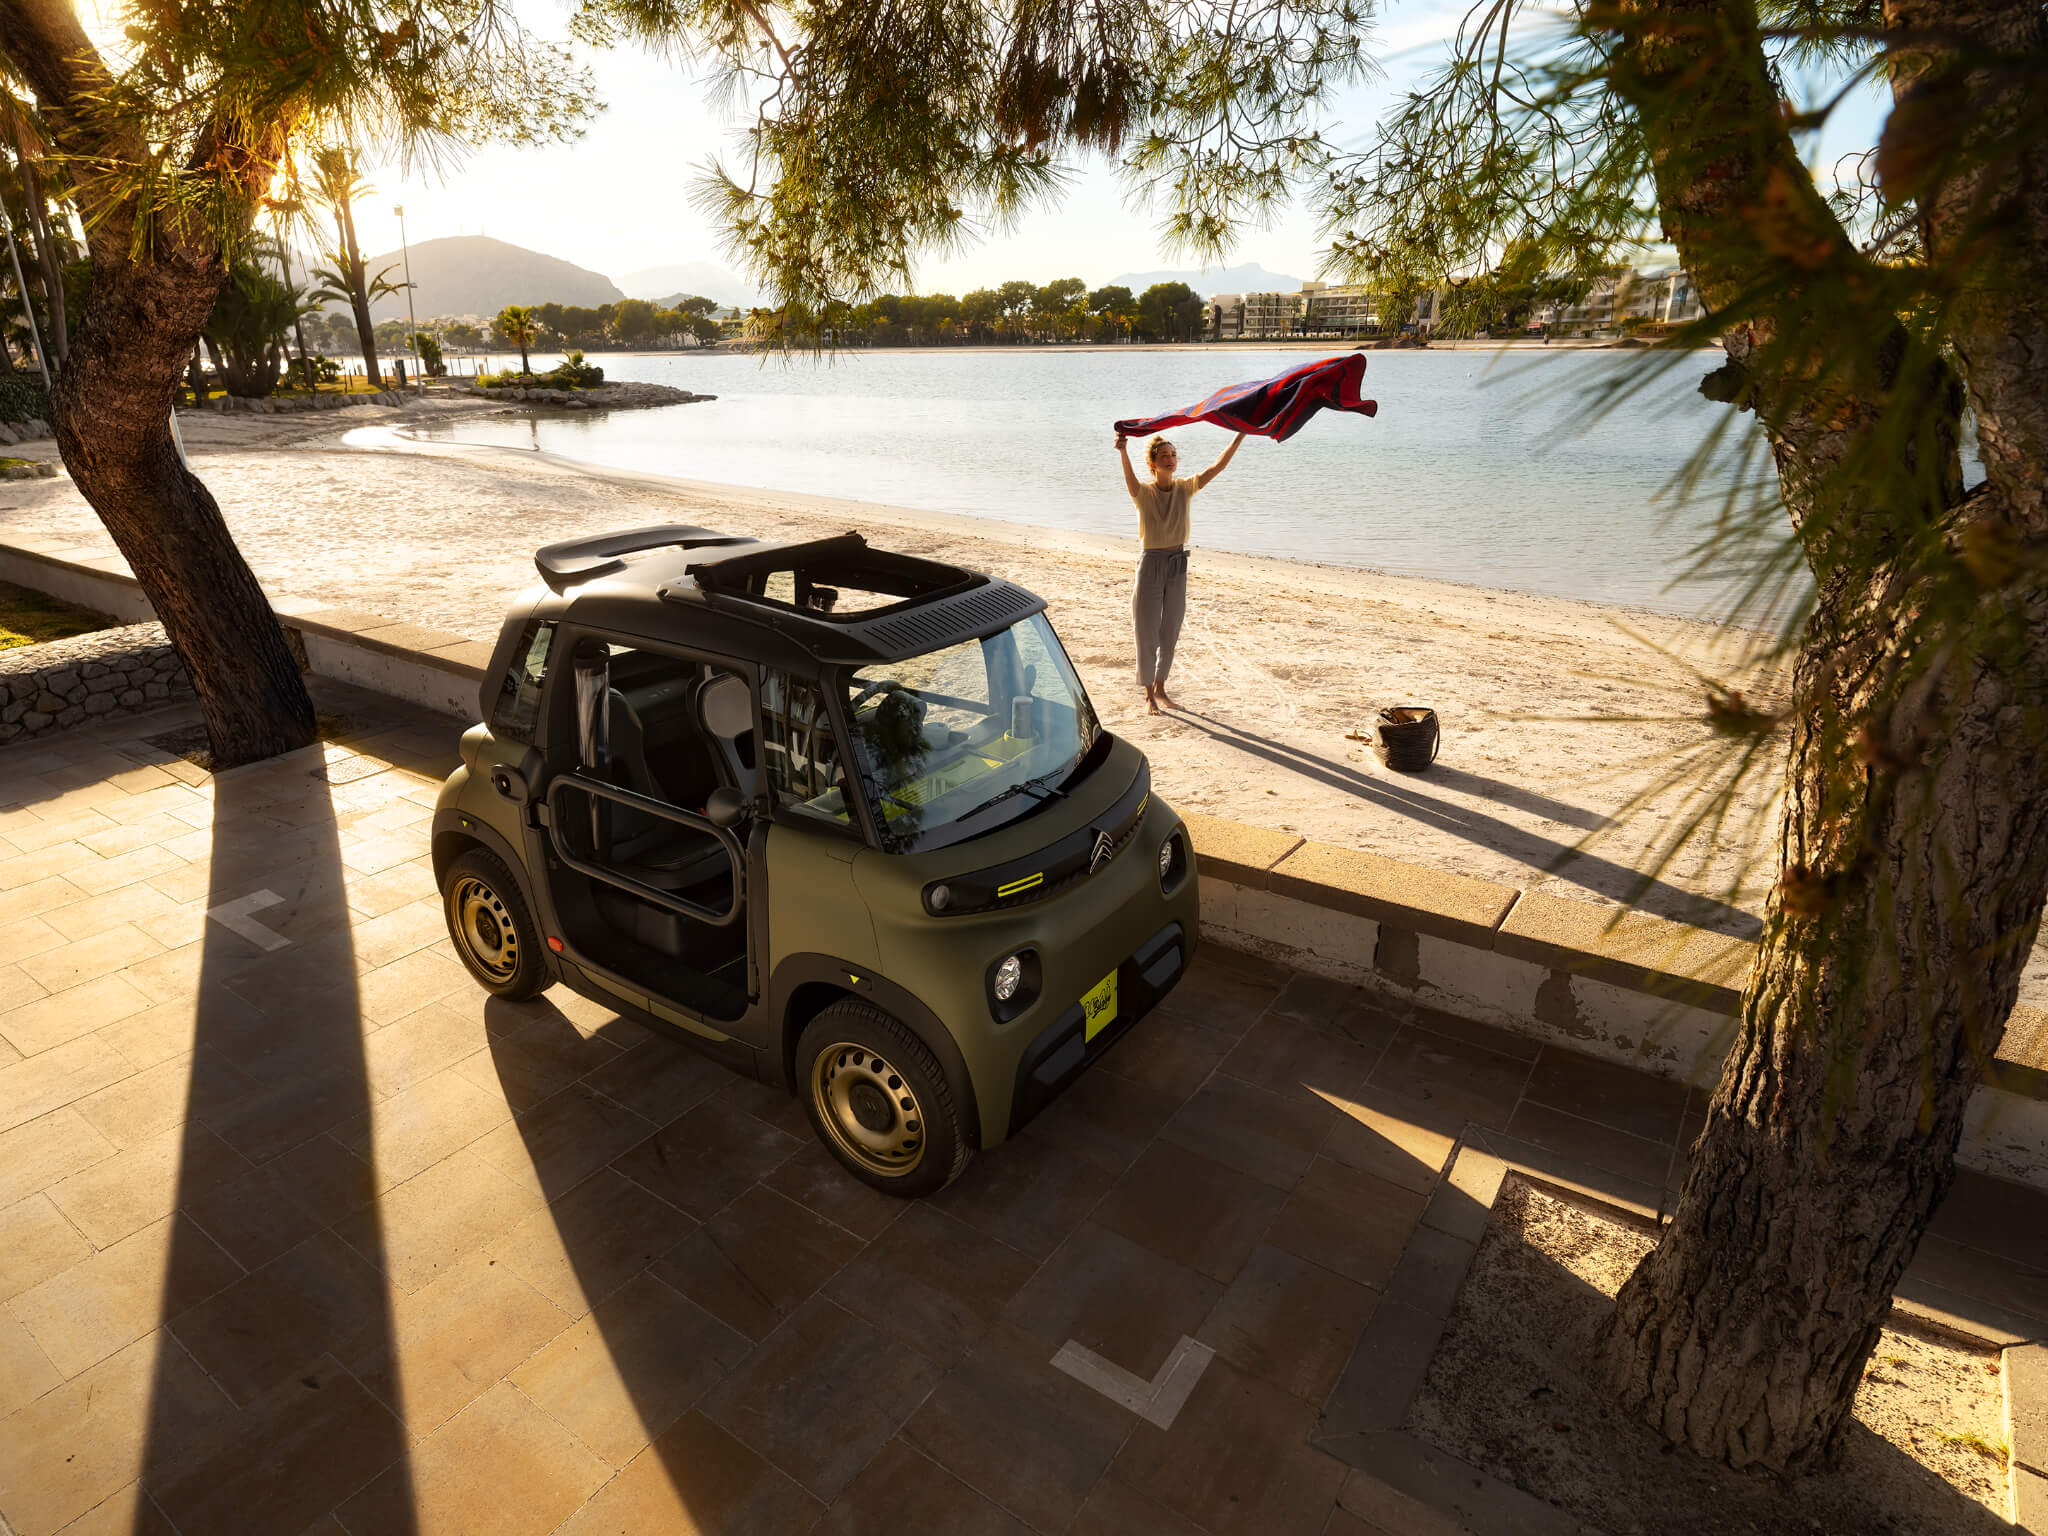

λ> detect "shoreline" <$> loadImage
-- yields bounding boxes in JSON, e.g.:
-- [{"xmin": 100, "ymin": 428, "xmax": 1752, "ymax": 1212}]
[
  {"xmin": 440, "ymin": 337, "xmax": 1717, "ymax": 362},
  {"xmin": 370, "ymin": 411, "xmax": 1745, "ymax": 634},
  {"xmin": 0, "ymin": 394, "xmax": 1789, "ymax": 938}
]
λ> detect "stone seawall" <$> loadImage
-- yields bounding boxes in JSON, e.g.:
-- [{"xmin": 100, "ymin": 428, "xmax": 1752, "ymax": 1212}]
[{"xmin": 0, "ymin": 623, "xmax": 192, "ymax": 743}]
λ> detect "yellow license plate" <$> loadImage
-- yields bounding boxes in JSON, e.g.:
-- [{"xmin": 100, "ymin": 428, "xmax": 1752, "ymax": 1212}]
[{"xmin": 1081, "ymin": 968, "xmax": 1119, "ymax": 1042}]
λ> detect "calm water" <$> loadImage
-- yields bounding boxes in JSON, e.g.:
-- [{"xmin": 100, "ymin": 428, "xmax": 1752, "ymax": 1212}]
[{"xmin": 414, "ymin": 347, "xmax": 1778, "ymax": 615}]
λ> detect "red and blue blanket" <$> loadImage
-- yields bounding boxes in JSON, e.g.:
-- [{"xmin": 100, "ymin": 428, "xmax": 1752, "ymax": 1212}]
[{"xmin": 1114, "ymin": 353, "xmax": 1379, "ymax": 443}]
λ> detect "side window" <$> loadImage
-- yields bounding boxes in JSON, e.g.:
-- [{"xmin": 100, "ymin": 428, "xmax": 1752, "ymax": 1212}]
[
  {"xmin": 490, "ymin": 621, "xmax": 555, "ymax": 744},
  {"xmin": 760, "ymin": 669, "xmax": 853, "ymax": 827}
]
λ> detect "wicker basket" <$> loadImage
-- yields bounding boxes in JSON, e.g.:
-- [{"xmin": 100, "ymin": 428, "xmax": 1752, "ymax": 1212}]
[{"xmin": 1372, "ymin": 706, "xmax": 1440, "ymax": 772}]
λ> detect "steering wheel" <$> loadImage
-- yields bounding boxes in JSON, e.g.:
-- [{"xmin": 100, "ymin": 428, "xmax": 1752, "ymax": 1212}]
[{"xmin": 849, "ymin": 678, "xmax": 907, "ymax": 712}]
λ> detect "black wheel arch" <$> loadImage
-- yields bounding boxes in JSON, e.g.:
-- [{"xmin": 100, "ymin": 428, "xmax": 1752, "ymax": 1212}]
[
  {"xmin": 432, "ymin": 809, "xmax": 528, "ymax": 889},
  {"xmin": 771, "ymin": 953, "xmax": 983, "ymax": 1151}
]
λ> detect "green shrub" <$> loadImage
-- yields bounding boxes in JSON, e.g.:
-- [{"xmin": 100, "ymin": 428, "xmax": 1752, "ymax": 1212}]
[
  {"xmin": 549, "ymin": 350, "xmax": 604, "ymax": 387},
  {"xmin": 0, "ymin": 376, "xmax": 51, "ymax": 424},
  {"xmin": 478, "ymin": 352, "xmax": 607, "ymax": 391}
]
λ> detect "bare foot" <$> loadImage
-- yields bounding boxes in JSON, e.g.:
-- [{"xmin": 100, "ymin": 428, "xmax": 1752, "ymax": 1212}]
[
  {"xmin": 1154, "ymin": 684, "xmax": 1178, "ymax": 711},
  {"xmin": 1145, "ymin": 684, "xmax": 1161, "ymax": 715}
]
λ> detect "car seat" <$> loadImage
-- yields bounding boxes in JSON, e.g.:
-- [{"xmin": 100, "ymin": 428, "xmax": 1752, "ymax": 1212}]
[
  {"xmin": 604, "ymin": 687, "xmax": 731, "ymax": 895},
  {"xmin": 699, "ymin": 673, "xmax": 756, "ymax": 791}
]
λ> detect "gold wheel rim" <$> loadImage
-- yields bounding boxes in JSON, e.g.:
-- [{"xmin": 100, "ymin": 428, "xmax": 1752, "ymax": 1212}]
[
  {"xmin": 449, "ymin": 874, "xmax": 519, "ymax": 983},
  {"xmin": 810, "ymin": 1042, "xmax": 926, "ymax": 1177}
]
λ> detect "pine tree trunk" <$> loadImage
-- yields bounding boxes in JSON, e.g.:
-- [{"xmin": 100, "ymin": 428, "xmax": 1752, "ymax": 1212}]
[
  {"xmin": 1596, "ymin": 610, "xmax": 2048, "ymax": 1470},
  {"xmin": 1591, "ymin": 0, "xmax": 2048, "ymax": 1472},
  {"xmin": 55, "ymin": 244, "xmax": 315, "ymax": 765}
]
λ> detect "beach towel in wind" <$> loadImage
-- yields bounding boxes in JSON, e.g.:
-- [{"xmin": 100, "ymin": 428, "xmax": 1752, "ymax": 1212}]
[{"xmin": 1114, "ymin": 353, "xmax": 1379, "ymax": 443}]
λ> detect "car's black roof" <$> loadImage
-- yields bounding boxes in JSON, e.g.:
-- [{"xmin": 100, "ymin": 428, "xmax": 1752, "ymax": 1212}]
[{"xmin": 527, "ymin": 525, "xmax": 1048, "ymax": 666}]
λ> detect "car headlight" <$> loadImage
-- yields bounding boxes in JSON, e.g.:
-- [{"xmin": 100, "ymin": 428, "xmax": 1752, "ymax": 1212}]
[
  {"xmin": 993, "ymin": 953, "xmax": 1023, "ymax": 1002},
  {"xmin": 1158, "ymin": 829, "xmax": 1188, "ymax": 891},
  {"xmin": 928, "ymin": 882, "xmax": 953, "ymax": 912}
]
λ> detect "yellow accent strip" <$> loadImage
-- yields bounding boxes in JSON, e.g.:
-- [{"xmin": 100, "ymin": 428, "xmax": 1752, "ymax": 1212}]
[
  {"xmin": 1136, "ymin": 793, "xmax": 1149, "ymax": 819},
  {"xmin": 995, "ymin": 872, "xmax": 1044, "ymax": 899}
]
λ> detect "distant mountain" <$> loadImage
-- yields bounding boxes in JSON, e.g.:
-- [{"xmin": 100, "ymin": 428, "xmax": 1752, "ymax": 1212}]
[
  {"xmin": 347, "ymin": 236, "xmax": 625, "ymax": 320},
  {"xmin": 618, "ymin": 262, "xmax": 761, "ymax": 308},
  {"xmin": 1108, "ymin": 261, "xmax": 1306, "ymax": 298}
]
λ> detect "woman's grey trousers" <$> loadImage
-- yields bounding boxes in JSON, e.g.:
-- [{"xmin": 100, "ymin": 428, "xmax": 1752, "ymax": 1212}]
[{"xmin": 1133, "ymin": 547, "xmax": 1189, "ymax": 687}]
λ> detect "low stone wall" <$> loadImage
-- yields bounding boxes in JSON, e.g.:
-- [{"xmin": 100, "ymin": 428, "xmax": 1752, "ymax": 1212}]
[
  {"xmin": 0, "ymin": 417, "xmax": 51, "ymax": 444},
  {"xmin": 1188, "ymin": 812, "xmax": 2048, "ymax": 1191},
  {"xmin": 193, "ymin": 390, "xmax": 408, "ymax": 414},
  {"xmin": 457, "ymin": 380, "xmax": 713, "ymax": 410},
  {"xmin": 0, "ymin": 622, "xmax": 191, "ymax": 743}
]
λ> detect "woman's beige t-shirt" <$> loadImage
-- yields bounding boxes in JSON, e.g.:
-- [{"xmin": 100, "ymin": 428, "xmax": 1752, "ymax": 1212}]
[{"xmin": 1132, "ymin": 475, "xmax": 1199, "ymax": 550}]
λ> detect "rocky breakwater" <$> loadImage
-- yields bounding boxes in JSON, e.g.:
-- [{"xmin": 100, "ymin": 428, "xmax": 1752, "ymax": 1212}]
[{"xmin": 459, "ymin": 380, "xmax": 713, "ymax": 410}]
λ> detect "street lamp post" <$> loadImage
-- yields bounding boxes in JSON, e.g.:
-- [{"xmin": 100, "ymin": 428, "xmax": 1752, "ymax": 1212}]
[{"xmin": 394, "ymin": 203, "xmax": 423, "ymax": 397}]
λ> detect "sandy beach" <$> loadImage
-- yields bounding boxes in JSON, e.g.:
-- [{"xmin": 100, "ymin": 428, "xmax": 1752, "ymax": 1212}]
[{"xmin": 0, "ymin": 394, "xmax": 1792, "ymax": 942}]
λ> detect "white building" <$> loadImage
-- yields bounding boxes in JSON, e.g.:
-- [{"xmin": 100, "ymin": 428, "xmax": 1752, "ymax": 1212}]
[
  {"xmin": 1550, "ymin": 267, "xmax": 1702, "ymax": 334},
  {"xmin": 1299, "ymin": 282, "xmax": 1379, "ymax": 336},
  {"xmin": 1208, "ymin": 290, "xmax": 1302, "ymax": 340}
]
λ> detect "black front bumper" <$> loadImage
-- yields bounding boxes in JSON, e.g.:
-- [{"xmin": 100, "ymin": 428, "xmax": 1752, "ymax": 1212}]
[{"xmin": 1005, "ymin": 920, "xmax": 1192, "ymax": 1138}]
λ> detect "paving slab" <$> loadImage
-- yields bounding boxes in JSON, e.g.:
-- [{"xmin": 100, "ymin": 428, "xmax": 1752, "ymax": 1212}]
[{"xmin": 0, "ymin": 687, "xmax": 2042, "ymax": 1536}]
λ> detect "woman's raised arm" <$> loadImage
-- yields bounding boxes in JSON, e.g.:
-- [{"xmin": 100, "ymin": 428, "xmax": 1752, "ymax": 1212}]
[
  {"xmin": 1196, "ymin": 432, "xmax": 1247, "ymax": 490},
  {"xmin": 1116, "ymin": 434, "xmax": 1143, "ymax": 498}
]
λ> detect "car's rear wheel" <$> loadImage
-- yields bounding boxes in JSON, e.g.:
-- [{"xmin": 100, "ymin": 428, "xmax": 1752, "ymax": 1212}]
[
  {"xmin": 441, "ymin": 848, "xmax": 548, "ymax": 1001},
  {"xmin": 797, "ymin": 1001, "xmax": 971, "ymax": 1196}
]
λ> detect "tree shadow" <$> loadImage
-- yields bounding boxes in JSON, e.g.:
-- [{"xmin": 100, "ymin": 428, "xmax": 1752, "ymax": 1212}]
[
  {"xmin": 1171, "ymin": 706, "xmax": 1759, "ymax": 935},
  {"xmin": 479, "ymin": 992, "xmax": 788, "ymax": 1524},
  {"xmin": 129, "ymin": 742, "xmax": 418, "ymax": 1532}
]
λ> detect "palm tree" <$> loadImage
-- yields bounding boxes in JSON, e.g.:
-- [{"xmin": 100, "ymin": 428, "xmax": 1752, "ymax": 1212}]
[
  {"xmin": 202, "ymin": 240, "xmax": 311, "ymax": 397},
  {"xmin": 495, "ymin": 304, "xmax": 537, "ymax": 374},
  {"xmin": 0, "ymin": 95, "xmax": 73, "ymax": 367},
  {"xmin": 304, "ymin": 146, "xmax": 397, "ymax": 388}
]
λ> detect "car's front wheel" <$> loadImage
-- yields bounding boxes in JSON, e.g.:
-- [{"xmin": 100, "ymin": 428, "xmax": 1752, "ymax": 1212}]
[
  {"xmin": 797, "ymin": 1001, "xmax": 971, "ymax": 1197},
  {"xmin": 440, "ymin": 847, "xmax": 549, "ymax": 1001}
]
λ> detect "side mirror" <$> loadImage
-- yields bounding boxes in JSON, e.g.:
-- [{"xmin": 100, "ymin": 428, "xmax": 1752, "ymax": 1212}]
[{"xmin": 706, "ymin": 785, "xmax": 748, "ymax": 830}]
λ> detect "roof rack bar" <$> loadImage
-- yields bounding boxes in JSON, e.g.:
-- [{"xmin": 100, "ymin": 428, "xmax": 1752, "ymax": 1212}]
[{"xmin": 534, "ymin": 525, "xmax": 748, "ymax": 591}]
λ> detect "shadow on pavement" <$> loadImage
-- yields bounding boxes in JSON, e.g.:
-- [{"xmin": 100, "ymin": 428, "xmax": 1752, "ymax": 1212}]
[{"xmin": 131, "ymin": 749, "xmax": 418, "ymax": 1533}]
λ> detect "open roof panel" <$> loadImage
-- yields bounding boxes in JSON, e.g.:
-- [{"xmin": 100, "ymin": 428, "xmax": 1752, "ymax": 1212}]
[{"xmin": 681, "ymin": 533, "xmax": 983, "ymax": 620}]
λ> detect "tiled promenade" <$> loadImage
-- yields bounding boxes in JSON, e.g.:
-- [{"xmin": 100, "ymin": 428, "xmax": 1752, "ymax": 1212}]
[{"xmin": 2, "ymin": 688, "xmax": 2044, "ymax": 1536}]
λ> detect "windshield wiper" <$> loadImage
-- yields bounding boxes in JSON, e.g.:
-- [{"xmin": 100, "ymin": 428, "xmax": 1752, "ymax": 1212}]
[
  {"xmin": 956, "ymin": 780, "xmax": 1035, "ymax": 821},
  {"xmin": 956, "ymin": 767, "xmax": 1068, "ymax": 823}
]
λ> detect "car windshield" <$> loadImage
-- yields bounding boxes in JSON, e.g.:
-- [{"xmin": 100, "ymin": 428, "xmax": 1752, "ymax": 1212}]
[{"xmin": 842, "ymin": 613, "xmax": 1101, "ymax": 852}]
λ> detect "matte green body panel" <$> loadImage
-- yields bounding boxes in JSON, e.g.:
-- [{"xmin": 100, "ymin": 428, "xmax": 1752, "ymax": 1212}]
[
  {"xmin": 849, "ymin": 736, "xmax": 1198, "ymax": 1145},
  {"xmin": 442, "ymin": 724, "xmax": 530, "ymax": 866},
  {"xmin": 763, "ymin": 824, "xmax": 881, "ymax": 988}
]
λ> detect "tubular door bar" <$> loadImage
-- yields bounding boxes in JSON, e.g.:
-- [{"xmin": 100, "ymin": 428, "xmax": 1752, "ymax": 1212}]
[
  {"xmin": 534, "ymin": 525, "xmax": 749, "ymax": 590},
  {"xmin": 546, "ymin": 773, "xmax": 746, "ymax": 926}
]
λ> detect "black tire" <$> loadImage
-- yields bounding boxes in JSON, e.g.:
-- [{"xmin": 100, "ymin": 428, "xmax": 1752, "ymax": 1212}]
[
  {"xmin": 796, "ymin": 1000, "xmax": 972, "ymax": 1197},
  {"xmin": 441, "ymin": 848, "xmax": 549, "ymax": 1001}
]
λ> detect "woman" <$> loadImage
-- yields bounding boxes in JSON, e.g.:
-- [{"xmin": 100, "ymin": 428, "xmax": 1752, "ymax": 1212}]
[{"xmin": 1116, "ymin": 429, "xmax": 1245, "ymax": 712}]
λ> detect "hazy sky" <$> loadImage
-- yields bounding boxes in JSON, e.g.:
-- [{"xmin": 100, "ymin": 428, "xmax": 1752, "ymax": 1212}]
[{"xmin": 325, "ymin": 0, "xmax": 1885, "ymax": 294}]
